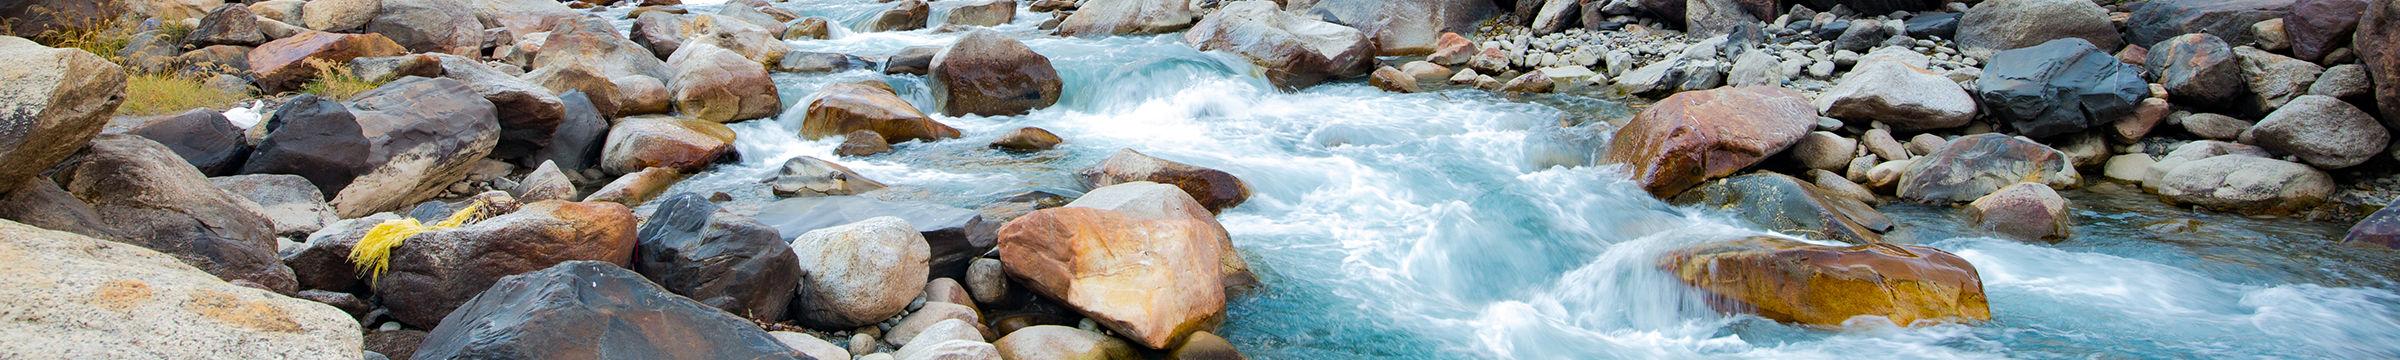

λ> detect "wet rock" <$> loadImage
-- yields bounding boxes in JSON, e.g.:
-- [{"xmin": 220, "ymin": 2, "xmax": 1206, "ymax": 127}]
[
  {"xmin": 0, "ymin": 37, "xmax": 123, "ymax": 194},
  {"xmin": 887, "ymin": 46, "xmax": 941, "ymax": 75},
  {"xmin": 210, "ymin": 174, "xmax": 336, "ymax": 240},
  {"xmin": 1660, "ymin": 236, "xmax": 1991, "ymax": 327},
  {"xmin": 667, "ymin": 43, "xmax": 782, "ymax": 123},
  {"xmin": 1371, "ymin": 66, "xmax": 1421, "ymax": 93},
  {"xmin": 548, "ymin": 92, "xmax": 612, "ymax": 174},
  {"xmin": 772, "ymin": 332, "xmax": 851, "ymax": 360},
  {"xmin": 949, "ymin": 0, "xmax": 1018, "ymax": 27},
  {"xmin": 757, "ymin": 196, "xmax": 996, "ymax": 278},
  {"xmin": 415, "ymin": 261, "xmax": 799, "ymax": 360},
  {"xmin": 839, "ymin": 130, "xmax": 896, "ymax": 156},
  {"xmin": 300, "ymin": 0, "xmax": 378, "ymax": 31},
  {"xmin": 57, "ymin": 135, "xmax": 294, "ymax": 294},
  {"xmin": 994, "ymin": 325, "xmax": 1139, "ymax": 360},
  {"xmin": 1183, "ymin": 1, "xmax": 1373, "ymax": 89},
  {"xmin": 431, "ymin": 53, "xmax": 566, "ymax": 157},
  {"xmin": 1428, "ymin": 33, "xmax": 1476, "ymax": 65},
  {"xmin": 2239, "ymin": 95, "xmax": 2388, "ymax": 169},
  {"xmin": 1897, "ymin": 133, "xmax": 2079, "ymax": 203},
  {"xmin": 1604, "ymin": 86, "xmax": 1817, "ymax": 198},
  {"xmin": 933, "ymin": 30, "xmax": 1063, "ymax": 117},
  {"xmin": 0, "ymin": 220, "xmax": 358, "ymax": 358},
  {"xmin": 1400, "ymin": 61, "xmax": 1453, "ymax": 83},
  {"xmin": 2361, "ymin": 0, "xmax": 2400, "ymax": 122},
  {"xmin": 375, "ymin": 200, "xmax": 638, "ymax": 328},
  {"xmin": 2150, "ymin": 154, "xmax": 2333, "ymax": 215},
  {"xmin": 2343, "ymin": 198, "xmax": 2400, "ymax": 249},
  {"xmin": 601, "ymin": 115, "xmax": 735, "ymax": 175},
  {"xmin": 586, "ymin": 167, "xmax": 684, "ymax": 206},
  {"xmin": 1974, "ymin": 38, "xmax": 2147, "ymax": 138},
  {"xmin": 777, "ymin": 51, "xmax": 875, "ymax": 73},
  {"xmin": 1810, "ymin": 169, "xmax": 1878, "ymax": 204},
  {"xmin": 1080, "ymin": 149, "xmax": 1252, "ymax": 214},
  {"xmin": 2148, "ymin": 34, "xmax": 2248, "ymax": 105},
  {"xmin": 2127, "ymin": 0, "xmax": 2296, "ymax": 48},
  {"xmin": 785, "ymin": 17, "xmax": 833, "ymax": 40},
  {"xmin": 120, "ymin": 109, "xmax": 250, "ymax": 176},
  {"xmin": 361, "ymin": 0, "xmax": 483, "ymax": 55},
  {"xmin": 788, "ymin": 216, "xmax": 930, "ymax": 329},
  {"xmin": 1967, "ymin": 182, "xmax": 2072, "ymax": 242},
  {"xmin": 1957, "ymin": 0, "xmax": 2121, "ymax": 60},
  {"xmin": 188, "ymin": 4, "xmax": 266, "ymax": 47},
  {"xmin": 1816, "ymin": 59, "xmax": 1976, "ymax": 131},
  {"xmin": 1670, "ymin": 172, "xmax": 1894, "ymax": 244},
  {"xmin": 803, "ymin": 82, "xmax": 962, "ymax": 143},
  {"xmin": 635, "ymin": 193, "xmax": 802, "ymax": 322},
  {"xmin": 870, "ymin": 0, "xmax": 931, "ymax": 31},
  {"xmin": 2287, "ymin": 0, "xmax": 2369, "ymax": 62},
  {"xmin": 998, "ymin": 182, "xmax": 1231, "ymax": 349},
  {"xmin": 991, "ymin": 127, "xmax": 1064, "ymax": 152},
  {"xmin": 1057, "ymin": 0, "xmax": 1190, "ymax": 36},
  {"xmin": 769, "ymin": 156, "xmax": 887, "ymax": 197},
  {"xmin": 1308, "ymin": 0, "xmax": 1495, "ymax": 55}
]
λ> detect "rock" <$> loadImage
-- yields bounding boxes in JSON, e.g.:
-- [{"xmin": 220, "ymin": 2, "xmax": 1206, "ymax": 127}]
[
  {"xmin": 897, "ymin": 338, "xmax": 998, "ymax": 360},
  {"xmin": 803, "ymin": 82, "xmax": 962, "ymax": 142},
  {"xmin": 1080, "ymin": 149, "xmax": 1251, "ymax": 214},
  {"xmin": 965, "ymin": 258, "xmax": 1009, "ymax": 305},
  {"xmin": 2287, "ymin": 0, "xmax": 2369, "ymax": 62},
  {"xmin": 0, "ymin": 178, "xmax": 116, "ymax": 241},
  {"xmin": 1536, "ymin": 0, "xmax": 1586, "ymax": 35},
  {"xmin": 1308, "ymin": 0, "xmax": 1496, "ymax": 55},
  {"xmin": 2144, "ymin": 140, "xmax": 2276, "ymax": 187},
  {"xmin": 1428, "ymin": 33, "xmax": 1476, "ymax": 65},
  {"xmin": 2178, "ymin": 112, "xmax": 2255, "ymax": 140},
  {"xmin": 994, "ymin": 326, "xmax": 1140, "ymax": 360},
  {"xmin": 349, "ymin": 54, "xmax": 440, "ymax": 83},
  {"xmin": 635, "ymin": 193, "xmax": 802, "ymax": 322},
  {"xmin": 1371, "ymin": 66, "xmax": 1421, "ymax": 93},
  {"xmin": 1660, "ymin": 236, "xmax": 1991, "ymax": 327},
  {"xmin": 210, "ymin": 174, "xmax": 336, "ymax": 239},
  {"xmin": 1604, "ymin": 86, "xmax": 1817, "ymax": 198},
  {"xmin": 777, "ymin": 52, "xmax": 875, "ymax": 73},
  {"xmin": 547, "ymin": 92, "xmax": 613, "ymax": 175},
  {"xmin": 0, "ymin": 0, "xmax": 126, "ymax": 39},
  {"xmin": 1816, "ymin": 60, "xmax": 1977, "ymax": 131},
  {"xmin": 0, "ymin": 37, "xmax": 124, "ymax": 193},
  {"xmin": 2114, "ymin": 98, "xmax": 2173, "ymax": 142},
  {"xmin": 1974, "ymin": 38, "xmax": 2147, "ymax": 138},
  {"xmin": 1809, "ymin": 169, "xmax": 1878, "ymax": 204},
  {"xmin": 119, "ymin": 109, "xmax": 249, "ymax": 176},
  {"xmin": 526, "ymin": 18, "xmax": 675, "ymax": 118},
  {"xmin": 1726, "ymin": 49, "xmax": 1783, "ymax": 87},
  {"xmin": 55, "ymin": 135, "xmax": 294, "ymax": 294},
  {"xmin": 888, "ymin": 302, "xmax": 986, "ymax": 346},
  {"xmin": 414, "ymin": 261, "xmax": 799, "ymax": 360},
  {"xmin": 1833, "ymin": 19, "xmax": 1891, "ymax": 52},
  {"xmin": 0, "ymin": 220, "xmax": 358, "ymax": 358},
  {"xmin": 1789, "ymin": 132, "xmax": 1858, "ymax": 171},
  {"xmin": 1862, "ymin": 128, "xmax": 1909, "ymax": 161},
  {"xmin": 2104, "ymin": 154, "xmax": 2157, "ymax": 182},
  {"xmin": 1057, "ymin": 0, "xmax": 1190, "ymax": 36},
  {"xmin": 665, "ymin": 45, "xmax": 781, "ymax": 124},
  {"xmin": 949, "ymin": 0, "xmax": 1017, "ymax": 27},
  {"xmin": 1183, "ymin": 1, "xmax": 1373, "ymax": 89},
  {"xmin": 249, "ymin": 78, "xmax": 498, "ymax": 218},
  {"xmin": 585, "ymin": 167, "xmax": 684, "ymax": 206},
  {"xmin": 1500, "ymin": 70, "xmax": 1555, "ymax": 93},
  {"xmin": 757, "ymin": 196, "xmax": 996, "ymax": 278},
  {"xmin": 788, "ymin": 216, "xmax": 931, "ymax": 329},
  {"xmin": 2148, "ymin": 34, "xmax": 2248, "ymax": 105},
  {"xmin": 870, "ymin": 0, "xmax": 931, "ymax": 31},
  {"xmin": 373, "ymin": 200, "xmax": 636, "ymax": 328},
  {"xmin": 431, "ymin": 54, "xmax": 566, "ymax": 157},
  {"xmin": 2058, "ymin": 133, "xmax": 2111, "ymax": 168},
  {"xmin": 2361, "ymin": 0, "xmax": 2400, "ymax": 122},
  {"xmin": 1905, "ymin": 133, "xmax": 1948, "ymax": 157},
  {"xmin": 514, "ymin": 161, "xmax": 575, "ymax": 202},
  {"xmin": 1956, "ymin": 0, "xmax": 2121, "ymax": 59},
  {"xmin": 361, "ymin": 0, "xmax": 483, "ymax": 55},
  {"xmin": 785, "ymin": 17, "xmax": 833, "ymax": 40},
  {"xmin": 248, "ymin": 31, "xmax": 406, "ymax": 93},
  {"xmin": 923, "ymin": 277, "xmax": 976, "ymax": 311},
  {"xmin": 770, "ymin": 156, "xmax": 887, "ymax": 197},
  {"xmin": 2150, "ymin": 154, "xmax": 2333, "ymax": 215},
  {"xmin": 1967, "ymin": 182, "xmax": 2071, "ymax": 242},
  {"xmin": 933, "ymin": 30, "xmax": 1063, "ymax": 116},
  {"xmin": 1897, "ymin": 133, "xmax": 2079, "ymax": 203},
  {"xmin": 300, "ymin": 0, "xmax": 378, "ymax": 31},
  {"xmin": 188, "ymin": 4, "xmax": 266, "ymax": 47},
  {"xmin": 2239, "ymin": 95, "xmax": 2388, "ymax": 169},
  {"xmin": 998, "ymin": 182, "xmax": 1230, "ymax": 349},
  {"xmin": 2128, "ymin": 0, "xmax": 2296, "ymax": 48},
  {"xmin": 2343, "ymin": 198, "xmax": 2400, "ymax": 249},
  {"xmin": 2311, "ymin": 64, "xmax": 2374, "ymax": 102},
  {"xmin": 601, "ymin": 115, "xmax": 734, "ymax": 175},
  {"xmin": 887, "ymin": 46, "xmax": 941, "ymax": 75},
  {"xmin": 839, "ymin": 130, "xmax": 896, "ymax": 157},
  {"xmin": 1670, "ymin": 172, "xmax": 1894, "ymax": 244},
  {"xmin": 1904, "ymin": 11, "xmax": 1960, "ymax": 38},
  {"xmin": 991, "ymin": 127, "xmax": 1064, "ymax": 152},
  {"xmin": 2255, "ymin": 18, "xmax": 2292, "ymax": 51},
  {"xmin": 1167, "ymin": 331, "xmax": 1243, "ymax": 359},
  {"xmin": 773, "ymin": 332, "xmax": 851, "ymax": 360}
]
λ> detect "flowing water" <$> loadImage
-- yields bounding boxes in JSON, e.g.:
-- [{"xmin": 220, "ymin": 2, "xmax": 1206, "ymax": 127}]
[{"xmin": 621, "ymin": 1, "xmax": 2400, "ymax": 358}]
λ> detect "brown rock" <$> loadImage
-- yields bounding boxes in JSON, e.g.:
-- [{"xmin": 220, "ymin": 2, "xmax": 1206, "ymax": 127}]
[
  {"xmin": 2360, "ymin": 0, "xmax": 2400, "ymax": 121},
  {"xmin": 991, "ymin": 127, "xmax": 1063, "ymax": 152},
  {"xmin": 838, "ymin": 130, "xmax": 895, "ymax": 156},
  {"xmin": 374, "ymin": 200, "xmax": 639, "ymax": 328},
  {"xmin": 246, "ymin": 31, "xmax": 406, "ymax": 93},
  {"xmin": 1898, "ymin": 134, "xmax": 2079, "ymax": 203},
  {"xmin": 803, "ymin": 83, "xmax": 962, "ymax": 142},
  {"xmin": 2287, "ymin": 0, "xmax": 2368, "ymax": 62},
  {"xmin": 931, "ymin": 30, "xmax": 1063, "ymax": 116},
  {"xmin": 1661, "ymin": 236, "xmax": 1991, "ymax": 327},
  {"xmin": 586, "ymin": 167, "xmax": 685, "ymax": 206},
  {"xmin": 1370, "ymin": 66, "xmax": 1420, "ymax": 93},
  {"xmin": 1602, "ymin": 86, "xmax": 1817, "ymax": 198},
  {"xmin": 0, "ymin": 36, "xmax": 124, "ymax": 194},
  {"xmin": 602, "ymin": 116, "xmax": 735, "ymax": 175},
  {"xmin": 1967, "ymin": 182, "xmax": 2072, "ymax": 242},
  {"xmin": 1080, "ymin": 149, "xmax": 1251, "ymax": 214}
]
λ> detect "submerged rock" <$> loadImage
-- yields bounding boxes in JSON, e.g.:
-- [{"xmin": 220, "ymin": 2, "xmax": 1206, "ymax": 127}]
[
  {"xmin": 1604, "ymin": 86, "xmax": 1816, "ymax": 198},
  {"xmin": 414, "ymin": 261, "xmax": 799, "ymax": 360},
  {"xmin": 1660, "ymin": 236, "xmax": 1991, "ymax": 327}
]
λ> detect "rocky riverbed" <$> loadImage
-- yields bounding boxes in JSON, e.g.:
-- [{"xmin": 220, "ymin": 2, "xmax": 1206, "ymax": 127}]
[{"xmin": 1, "ymin": 0, "xmax": 2398, "ymax": 358}]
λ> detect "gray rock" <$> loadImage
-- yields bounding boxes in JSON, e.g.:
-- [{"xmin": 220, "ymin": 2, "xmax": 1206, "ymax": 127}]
[
  {"xmin": 1956, "ymin": 0, "xmax": 2121, "ymax": 59},
  {"xmin": 1816, "ymin": 59, "xmax": 1977, "ymax": 131},
  {"xmin": 2151, "ymin": 154, "xmax": 2333, "ymax": 215},
  {"xmin": 1789, "ymin": 131, "xmax": 1859, "ymax": 171},
  {"xmin": 2234, "ymin": 46, "xmax": 2324, "ymax": 111},
  {"xmin": 2308, "ymin": 64, "xmax": 2373, "ymax": 103},
  {"xmin": 2239, "ymin": 95, "xmax": 2388, "ymax": 169},
  {"xmin": 61, "ymin": 136, "xmax": 294, "ymax": 294},
  {"xmin": 210, "ymin": 174, "xmax": 336, "ymax": 240},
  {"xmin": 788, "ymin": 217, "xmax": 930, "ymax": 329},
  {"xmin": 0, "ymin": 220, "xmax": 358, "ymax": 358}
]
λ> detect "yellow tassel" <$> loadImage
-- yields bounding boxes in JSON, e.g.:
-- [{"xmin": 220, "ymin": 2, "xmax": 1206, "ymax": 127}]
[{"xmin": 349, "ymin": 200, "xmax": 487, "ymax": 284}]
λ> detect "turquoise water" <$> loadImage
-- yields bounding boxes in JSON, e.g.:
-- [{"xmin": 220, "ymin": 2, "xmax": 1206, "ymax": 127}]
[{"xmin": 640, "ymin": 1, "xmax": 2400, "ymax": 358}]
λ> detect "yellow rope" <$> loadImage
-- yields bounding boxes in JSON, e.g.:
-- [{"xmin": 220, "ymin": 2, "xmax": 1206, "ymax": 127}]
[{"xmin": 349, "ymin": 200, "xmax": 486, "ymax": 283}]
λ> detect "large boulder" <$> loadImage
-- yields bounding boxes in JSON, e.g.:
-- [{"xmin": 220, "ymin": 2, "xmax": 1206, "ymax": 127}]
[
  {"xmin": 210, "ymin": 174, "xmax": 337, "ymax": 240},
  {"xmin": 360, "ymin": 0, "xmax": 484, "ymax": 55},
  {"xmin": 1956, "ymin": 0, "xmax": 2122, "ymax": 60},
  {"xmin": 2128, "ymin": 0, "xmax": 2296, "ymax": 48},
  {"xmin": 1660, "ymin": 236, "xmax": 1990, "ymax": 327},
  {"xmin": 1056, "ymin": 0, "xmax": 1193, "ymax": 37},
  {"xmin": 787, "ymin": 217, "xmax": 930, "ymax": 329},
  {"xmin": 2239, "ymin": 95, "xmax": 2388, "ymax": 169},
  {"xmin": 0, "ymin": 36, "xmax": 125, "ymax": 193},
  {"xmin": 1815, "ymin": 58, "xmax": 1977, "ymax": 131},
  {"xmin": 600, "ymin": 115, "xmax": 735, "ymax": 175},
  {"xmin": 1308, "ymin": 0, "xmax": 1497, "ymax": 55},
  {"xmin": 1080, "ymin": 149, "xmax": 1251, "ymax": 214},
  {"xmin": 667, "ymin": 43, "xmax": 782, "ymax": 123},
  {"xmin": 2343, "ymin": 197, "xmax": 2400, "ymax": 249},
  {"xmin": 0, "ymin": 220, "xmax": 358, "ymax": 358},
  {"xmin": 1967, "ymin": 182, "xmax": 2072, "ymax": 242},
  {"xmin": 248, "ymin": 31, "xmax": 406, "ymax": 94},
  {"xmin": 414, "ymin": 261, "xmax": 800, "ymax": 360},
  {"xmin": 1603, "ymin": 86, "xmax": 1816, "ymax": 198},
  {"xmin": 431, "ymin": 53, "xmax": 567, "ymax": 158},
  {"xmin": 1670, "ymin": 172, "xmax": 1893, "ymax": 244},
  {"xmin": 526, "ymin": 18, "xmax": 675, "ymax": 118},
  {"xmin": 634, "ymin": 193, "xmax": 802, "ymax": 323},
  {"xmin": 801, "ymin": 82, "xmax": 961, "ymax": 142},
  {"xmin": 998, "ymin": 182, "xmax": 1230, "ymax": 349},
  {"xmin": 932, "ymin": 30, "xmax": 1063, "ymax": 117},
  {"xmin": 1066, "ymin": 181, "xmax": 1255, "ymax": 288},
  {"xmin": 2362, "ymin": 0, "xmax": 2400, "ymax": 122},
  {"xmin": 2150, "ymin": 154, "xmax": 2333, "ymax": 215},
  {"xmin": 118, "ymin": 109, "xmax": 250, "ymax": 176},
  {"xmin": 755, "ymin": 196, "xmax": 996, "ymax": 278},
  {"xmin": 1974, "ymin": 38, "xmax": 2147, "ymax": 138},
  {"xmin": 1183, "ymin": 1, "xmax": 1374, "ymax": 89},
  {"xmin": 2147, "ymin": 34, "xmax": 2248, "ymax": 105},
  {"xmin": 375, "ymin": 200, "xmax": 639, "ymax": 328},
  {"xmin": 245, "ymin": 78, "xmax": 501, "ymax": 218},
  {"xmin": 1897, "ymin": 134, "xmax": 2079, "ymax": 203},
  {"xmin": 2287, "ymin": 0, "xmax": 2369, "ymax": 62},
  {"xmin": 54, "ymin": 135, "xmax": 294, "ymax": 294}
]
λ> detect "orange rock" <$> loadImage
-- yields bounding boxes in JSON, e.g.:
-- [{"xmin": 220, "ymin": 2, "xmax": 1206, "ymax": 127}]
[
  {"xmin": 247, "ymin": 31, "xmax": 406, "ymax": 92},
  {"xmin": 1660, "ymin": 236, "xmax": 1991, "ymax": 327}
]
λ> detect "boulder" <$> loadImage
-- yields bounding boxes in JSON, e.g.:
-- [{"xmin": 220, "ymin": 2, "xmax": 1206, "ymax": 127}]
[
  {"xmin": 414, "ymin": 261, "xmax": 800, "ymax": 360},
  {"xmin": 1183, "ymin": 1, "xmax": 1373, "ymax": 89},
  {"xmin": 2343, "ymin": 197, "xmax": 2400, "ymax": 249},
  {"xmin": 667, "ymin": 43, "xmax": 782, "ymax": 123},
  {"xmin": 0, "ymin": 0, "xmax": 126, "ymax": 38},
  {"xmin": 1536, "ymin": 0, "xmax": 1587, "ymax": 35},
  {"xmin": 361, "ymin": 0, "xmax": 484, "ymax": 55},
  {"xmin": 2128, "ymin": 0, "xmax": 2296, "ymax": 48},
  {"xmin": 526, "ymin": 18, "xmax": 675, "ymax": 118},
  {"xmin": 788, "ymin": 217, "xmax": 931, "ymax": 329},
  {"xmin": 0, "ymin": 178, "xmax": 117, "ymax": 241},
  {"xmin": 887, "ymin": 46, "xmax": 942, "ymax": 76},
  {"xmin": 1974, "ymin": 38, "xmax": 2147, "ymax": 138},
  {"xmin": 120, "ymin": 109, "xmax": 250, "ymax": 176},
  {"xmin": 1080, "ymin": 149, "xmax": 1251, "ymax": 214},
  {"xmin": 248, "ymin": 31, "xmax": 406, "ymax": 93},
  {"xmin": 1956, "ymin": 0, "xmax": 2121, "ymax": 59},
  {"xmin": 514, "ymin": 161, "xmax": 575, "ymax": 202},
  {"xmin": 755, "ymin": 196, "xmax": 996, "ymax": 278},
  {"xmin": 2312, "ymin": 64, "xmax": 2374, "ymax": 102},
  {"xmin": 2150, "ymin": 154, "xmax": 2333, "ymax": 215},
  {"xmin": 1904, "ymin": 11, "xmax": 1960, "ymax": 38},
  {"xmin": 375, "ymin": 200, "xmax": 639, "ymax": 328},
  {"xmin": 1427, "ymin": 33, "xmax": 1476, "ymax": 65},
  {"xmin": 280, "ymin": 213, "xmax": 394, "ymax": 292},
  {"xmin": 2362, "ymin": 0, "xmax": 2400, "ymax": 122},
  {"xmin": 1684, "ymin": 0, "xmax": 1768, "ymax": 38},
  {"xmin": 870, "ymin": 0, "xmax": 932, "ymax": 32},
  {"xmin": 0, "ymin": 36, "xmax": 125, "ymax": 193},
  {"xmin": 601, "ymin": 115, "xmax": 735, "ymax": 175},
  {"xmin": 188, "ymin": 4, "xmax": 267, "ymax": 47},
  {"xmin": 2143, "ymin": 140, "xmax": 2275, "ymax": 187},
  {"xmin": 933, "ymin": 30, "xmax": 1063, "ymax": 117},
  {"xmin": 2148, "ymin": 34, "xmax": 2248, "ymax": 105},
  {"xmin": 1833, "ymin": 19, "xmax": 1891, "ymax": 53},
  {"xmin": 2178, "ymin": 111, "xmax": 2255, "ymax": 140},
  {"xmin": 991, "ymin": 127, "xmax": 1064, "ymax": 152},
  {"xmin": 635, "ymin": 193, "xmax": 802, "ymax": 322},
  {"xmin": 1660, "ymin": 236, "xmax": 1990, "ymax": 327},
  {"xmin": 1670, "ymin": 172, "xmax": 1893, "ymax": 244},
  {"xmin": 802, "ymin": 82, "xmax": 962, "ymax": 142},
  {"xmin": 2239, "ymin": 95, "xmax": 2388, "ymax": 169},
  {"xmin": 1897, "ymin": 133, "xmax": 2080, "ymax": 203},
  {"xmin": 838, "ymin": 130, "xmax": 895, "ymax": 157},
  {"xmin": 0, "ymin": 220, "xmax": 357, "ymax": 358},
  {"xmin": 636, "ymin": 13, "xmax": 785, "ymax": 65},
  {"xmin": 1399, "ymin": 61, "xmax": 1453, "ymax": 83},
  {"xmin": 998, "ymin": 183, "xmax": 1230, "ymax": 349},
  {"xmin": 776, "ymin": 51, "xmax": 875, "ymax": 73},
  {"xmin": 1499, "ymin": 70, "xmax": 1555, "ymax": 93},
  {"xmin": 994, "ymin": 326, "xmax": 1140, "ymax": 360},
  {"xmin": 586, "ymin": 167, "xmax": 683, "ymax": 206},
  {"xmin": 1816, "ymin": 60, "xmax": 1976, "ymax": 131},
  {"xmin": 431, "ymin": 53, "xmax": 567, "ymax": 157},
  {"xmin": 1603, "ymin": 86, "xmax": 1816, "ymax": 198},
  {"xmin": 1966, "ymin": 182, "xmax": 2072, "ymax": 242},
  {"xmin": 1309, "ymin": 0, "xmax": 1495, "ymax": 55},
  {"xmin": 785, "ymin": 17, "xmax": 833, "ymax": 40},
  {"xmin": 349, "ymin": 54, "xmax": 441, "ymax": 83},
  {"xmin": 1057, "ymin": 0, "xmax": 1193, "ymax": 36},
  {"xmin": 772, "ymin": 332, "xmax": 851, "ymax": 360},
  {"xmin": 250, "ymin": 78, "xmax": 499, "ymax": 218},
  {"xmin": 2287, "ymin": 0, "xmax": 2369, "ymax": 62},
  {"xmin": 55, "ymin": 135, "xmax": 294, "ymax": 294},
  {"xmin": 769, "ymin": 156, "xmax": 887, "ymax": 197},
  {"xmin": 949, "ymin": 0, "xmax": 1018, "ymax": 27},
  {"xmin": 887, "ymin": 302, "xmax": 986, "ymax": 346},
  {"xmin": 548, "ymin": 91, "xmax": 612, "ymax": 174},
  {"xmin": 1788, "ymin": 132, "xmax": 1857, "ymax": 171},
  {"xmin": 210, "ymin": 174, "xmax": 336, "ymax": 240},
  {"xmin": 300, "ymin": 0, "xmax": 379, "ymax": 31}
]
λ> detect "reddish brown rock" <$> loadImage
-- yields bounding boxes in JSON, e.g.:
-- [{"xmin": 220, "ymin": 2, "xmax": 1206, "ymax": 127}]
[
  {"xmin": 1660, "ymin": 236, "xmax": 1991, "ymax": 327},
  {"xmin": 1967, "ymin": 182, "xmax": 2073, "ymax": 242},
  {"xmin": 2360, "ymin": 0, "xmax": 2400, "ymax": 121},
  {"xmin": 801, "ymin": 83, "xmax": 961, "ymax": 142},
  {"xmin": 2287, "ymin": 0, "xmax": 2369, "ymax": 62},
  {"xmin": 246, "ymin": 31, "xmax": 405, "ymax": 93},
  {"xmin": 1602, "ymin": 86, "xmax": 1817, "ymax": 198},
  {"xmin": 1897, "ymin": 134, "xmax": 2080, "ymax": 203},
  {"xmin": 374, "ymin": 200, "xmax": 640, "ymax": 329},
  {"xmin": 1080, "ymin": 149, "xmax": 1250, "ymax": 214},
  {"xmin": 600, "ymin": 116, "xmax": 735, "ymax": 176},
  {"xmin": 931, "ymin": 30, "xmax": 1062, "ymax": 117}
]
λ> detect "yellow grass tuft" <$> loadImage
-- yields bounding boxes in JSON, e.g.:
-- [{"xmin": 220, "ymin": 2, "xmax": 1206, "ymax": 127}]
[
  {"xmin": 120, "ymin": 73, "xmax": 246, "ymax": 116},
  {"xmin": 299, "ymin": 58, "xmax": 384, "ymax": 100},
  {"xmin": 349, "ymin": 200, "xmax": 488, "ymax": 283}
]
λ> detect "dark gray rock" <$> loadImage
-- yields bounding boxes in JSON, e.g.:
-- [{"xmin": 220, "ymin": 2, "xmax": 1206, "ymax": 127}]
[
  {"xmin": 415, "ymin": 261, "xmax": 800, "ymax": 360},
  {"xmin": 634, "ymin": 193, "xmax": 802, "ymax": 322},
  {"xmin": 1973, "ymin": 38, "xmax": 2147, "ymax": 138}
]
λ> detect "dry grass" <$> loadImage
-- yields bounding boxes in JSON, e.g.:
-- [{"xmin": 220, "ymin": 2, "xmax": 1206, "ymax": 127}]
[
  {"xmin": 300, "ymin": 58, "xmax": 385, "ymax": 101},
  {"xmin": 350, "ymin": 200, "xmax": 488, "ymax": 284},
  {"xmin": 4, "ymin": 1, "xmax": 134, "ymax": 62},
  {"xmin": 120, "ymin": 73, "xmax": 246, "ymax": 116}
]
